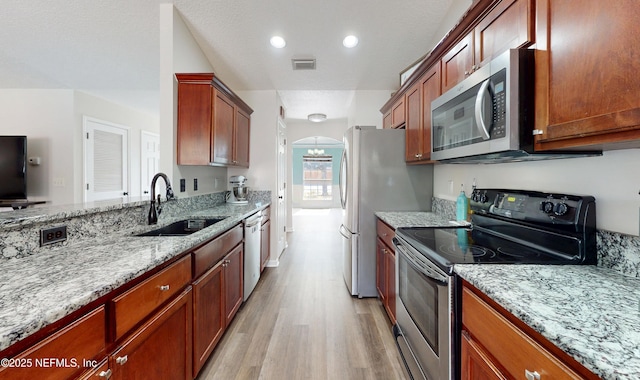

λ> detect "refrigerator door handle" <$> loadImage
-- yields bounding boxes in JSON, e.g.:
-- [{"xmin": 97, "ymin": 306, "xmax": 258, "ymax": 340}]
[
  {"xmin": 339, "ymin": 149, "xmax": 348, "ymax": 210},
  {"xmin": 339, "ymin": 224, "xmax": 352, "ymax": 239}
]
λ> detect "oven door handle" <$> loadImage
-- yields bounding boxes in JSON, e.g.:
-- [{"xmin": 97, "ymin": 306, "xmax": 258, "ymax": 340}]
[{"xmin": 394, "ymin": 239, "xmax": 448, "ymax": 284}]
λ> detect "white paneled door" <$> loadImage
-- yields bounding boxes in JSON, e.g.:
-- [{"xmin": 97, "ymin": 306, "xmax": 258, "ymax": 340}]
[
  {"xmin": 140, "ymin": 131, "xmax": 160, "ymax": 197},
  {"xmin": 276, "ymin": 118, "xmax": 288, "ymax": 260},
  {"xmin": 83, "ymin": 117, "xmax": 129, "ymax": 202}
]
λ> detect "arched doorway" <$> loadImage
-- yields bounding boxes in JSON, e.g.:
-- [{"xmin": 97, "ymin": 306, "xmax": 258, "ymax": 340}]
[{"xmin": 291, "ymin": 136, "xmax": 343, "ymax": 209}]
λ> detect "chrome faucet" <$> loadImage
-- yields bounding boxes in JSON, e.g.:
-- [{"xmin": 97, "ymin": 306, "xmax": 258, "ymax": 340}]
[{"xmin": 148, "ymin": 173, "xmax": 175, "ymax": 225}]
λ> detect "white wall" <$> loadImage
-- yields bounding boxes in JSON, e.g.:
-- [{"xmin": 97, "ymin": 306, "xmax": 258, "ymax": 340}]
[
  {"xmin": 434, "ymin": 149, "xmax": 640, "ymax": 235},
  {"xmin": 347, "ymin": 90, "xmax": 394, "ymax": 128},
  {"xmin": 0, "ymin": 89, "xmax": 75, "ymax": 205},
  {"xmin": 0, "ymin": 89, "xmax": 159, "ymax": 205}
]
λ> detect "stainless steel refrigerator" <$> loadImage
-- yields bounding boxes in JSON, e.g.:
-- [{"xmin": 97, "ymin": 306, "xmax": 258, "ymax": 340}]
[{"xmin": 339, "ymin": 126, "xmax": 433, "ymax": 297}]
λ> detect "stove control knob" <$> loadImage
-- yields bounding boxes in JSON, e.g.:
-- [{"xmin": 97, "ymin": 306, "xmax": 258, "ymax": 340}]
[
  {"xmin": 541, "ymin": 201, "xmax": 554, "ymax": 214},
  {"xmin": 554, "ymin": 202, "xmax": 569, "ymax": 216},
  {"xmin": 479, "ymin": 191, "xmax": 488, "ymax": 203}
]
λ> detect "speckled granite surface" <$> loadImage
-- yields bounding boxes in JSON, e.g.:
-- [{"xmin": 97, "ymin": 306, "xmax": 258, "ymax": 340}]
[
  {"xmin": 455, "ymin": 265, "xmax": 640, "ymax": 380},
  {"xmin": 375, "ymin": 211, "xmax": 453, "ymax": 229},
  {"xmin": 598, "ymin": 230, "xmax": 640, "ymax": 278},
  {"xmin": 0, "ymin": 193, "xmax": 270, "ymax": 352}
]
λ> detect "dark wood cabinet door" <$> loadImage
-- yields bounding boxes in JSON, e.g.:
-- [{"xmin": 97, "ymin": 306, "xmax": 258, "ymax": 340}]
[
  {"xmin": 441, "ymin": 33, "xmax": 474, "ymax": 93},
  {"xmin": 234, "ymin": 107, "xmax": 251, "ymax": 167},
  {"xmin": 260, "ymin": 219, "xmax": 271, "ymax": 272},
  {"xmin": 391, "ymin": 97, "xmax": 406, "ymax": 128},
  {"xmin": 382, "ymin": 111, "xmax": 392, "ymax": 129},
  {"xmin": 535, "ymin": 0, "xmax": 640, "ymax": 150},
  {"xmin": 192, "ymin": 261, "xmax": 225, "ymax": 377},
  {"xmin": 474, "ymin": 0, "xmax": 533, "ymax": 68},
  {"xmin": 212, "ymin": 89, "xmax": 235, "ymax": 165},
  {"xmin": 176, "ymin": 74, "xmax": 213, "ymax": 165},
  {"xmin": 384, "ymin": 250, "xmax": 396, "ymax": 324},
  {"xmin": 110, "ymin": 287, "xmax": 193, "ymax": 380},
  {"xmin": 223, "ymin": 244, "xmax": 243, "ymax": 326},
  {"xmin": 461, "ymin": 331, "xmax": 508, "ymax": 380},
  {"xmin": 405, "ymin": 82, "xmax": 422, "ymax": 162},
  {"xmin": 376, "ymin": 238, "xmax": 387, "ymax": 302},
  {"xmin": 420, "ymin": 63, "xmax": 441, "ymax": 162}
]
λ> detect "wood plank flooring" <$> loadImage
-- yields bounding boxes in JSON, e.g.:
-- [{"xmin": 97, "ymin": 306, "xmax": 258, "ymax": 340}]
[{"xmin": 197, "ymin": 208, "xmax": 408, "ymax": 380}]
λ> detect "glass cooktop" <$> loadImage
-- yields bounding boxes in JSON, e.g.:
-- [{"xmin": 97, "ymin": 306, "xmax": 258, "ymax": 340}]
[{"xmin": 395, "ymin": 226, "xmax": 582, "ymax": 273}]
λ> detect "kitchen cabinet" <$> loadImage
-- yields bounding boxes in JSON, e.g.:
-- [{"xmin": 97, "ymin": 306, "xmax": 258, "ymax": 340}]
[
  {"xmin": 461, "ymin": 283, "xmax": 596, "ymax": 380},
  {"xmin": 110, "ymin": 287, "xmax": 193, "ymax": 380},
  {"xmin": 191, "ymin": 223, "xmax": 243, "ymax": 377},
  {"xmin": 441, "ymin": 0, "xmax": 533, "ymax": 92},
  {"xmin": 405, "ymin": 63, "xmax": 441, "ymax": 163},
  {"xmin": 382, "ymin": 96, "xmax": 406, "ymax": 129},
  {"xmin": 260, "ymin": 206, "xmax": 271, "ymax": 272},
  {"xmin": 376, "ymin": 218, "xmax": 396, "ymax": 324},
  {"xmin": 533, "ymin": 0, "xmax": 640, "ymax": 151},
  {"xmin": 223, "ymin": 244, "xmax": 244, "ymax": 326},
  {"xmin": 111, "ymin": 255, "xmax": 191, "ymax": 341},
  {"xmin": 176, "ymin": 73, "xmax": 253, "ymax": 167},
  {"xmin": 0, "ymin": 307, "xmax": 106, "ymax": 380}
]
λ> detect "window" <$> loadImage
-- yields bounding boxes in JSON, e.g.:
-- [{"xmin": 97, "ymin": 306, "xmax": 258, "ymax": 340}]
[{"xmin": 302, "ymin": 155, "xmax": 332, "ymax": 200}]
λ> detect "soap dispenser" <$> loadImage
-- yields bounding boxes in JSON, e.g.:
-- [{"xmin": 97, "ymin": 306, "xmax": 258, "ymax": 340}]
[{"xmin": 456, "ymin": 184, "xmax": 469, "ymax": 222}]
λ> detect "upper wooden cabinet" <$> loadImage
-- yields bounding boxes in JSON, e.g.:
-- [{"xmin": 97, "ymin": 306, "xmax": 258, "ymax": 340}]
[
  {"xmin": 383, "ymin": 96, "xmax": 406, "ymax": 129},
  {"xmin": 534, "ymin": 0, "xmax": 640, "ymax": 151},
  {"xmin": 176, "ymin": 73, "xmax": 253, "ymax": 167},
  {"xmin": 442, "ymin": 0, "xmax": 533, "ymax": 92},
  {"xmin": 406, "ymin": 63, "xmax": 441, "ymax": 163}
]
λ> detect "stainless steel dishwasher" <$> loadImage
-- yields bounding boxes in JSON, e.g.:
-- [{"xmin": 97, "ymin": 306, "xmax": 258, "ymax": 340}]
[{"xmin": 243, "ymin": 211, "xmax": 262, "ymax": 301}]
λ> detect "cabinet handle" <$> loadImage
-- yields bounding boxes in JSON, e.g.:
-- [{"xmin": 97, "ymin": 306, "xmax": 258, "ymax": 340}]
[
  {"xmin": 525, "ymin": 370, "xmax": 541, "ymax": 380},
  {"xmin": 115, "ymin": 355, "xmax": 128, "ymax": 365},
  {"xmin": 98, "ymin": 369, "xmax": 112, "ymax": 379},
  {"xmin": 159, "ymin": 285, "xmax": 170, "ymax": 291}
]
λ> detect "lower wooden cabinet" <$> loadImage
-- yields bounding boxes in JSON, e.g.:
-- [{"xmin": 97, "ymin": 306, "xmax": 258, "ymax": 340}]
[
  {"xmin": 461, "ymin": 284, "xmax": 595, "ymax": 380},
  {"xmin": 0, "ymin": 307, "xmax": 106, "ymax": 380},
  {"xmin": 223, "ymin": 244, "xmax": 244, "ymax": 326},
  {"xmin": 260, "ymin": 219, "xmax": 271, "ymax": 272},
  {"xmin": 376, "ymin": 218, "xmax": 396, "ymax": 324},
  {"xmin": 110, "ymin": 287, "xmax": 193, "ymax": 380},
  {"xmin": 192, "ymin": 261, "xmax": 225, "ymax": 376}
]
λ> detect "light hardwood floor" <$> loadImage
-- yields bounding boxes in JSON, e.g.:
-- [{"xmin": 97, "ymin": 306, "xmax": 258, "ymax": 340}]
[{"xmin": 197, "ymin": 208, "xmax": 408, "ymax": 380}]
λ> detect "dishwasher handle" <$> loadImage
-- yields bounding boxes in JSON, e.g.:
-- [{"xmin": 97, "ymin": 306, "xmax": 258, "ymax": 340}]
[{"xmin": 245, "ymin": 215, "xmax": 263, "ymax": 228}]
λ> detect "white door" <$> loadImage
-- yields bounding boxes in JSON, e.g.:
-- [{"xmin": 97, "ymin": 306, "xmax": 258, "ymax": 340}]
[
  {"xmin": 84, "ymin": 117, "xmax": 129, "ymax": 202},
  {"xmin": 276, "ymin": 118, "xmax": 288, "ymax": 258},
  {"xmin": 140, "ymin": 131, "xmax": 160, "ymax": 197}
]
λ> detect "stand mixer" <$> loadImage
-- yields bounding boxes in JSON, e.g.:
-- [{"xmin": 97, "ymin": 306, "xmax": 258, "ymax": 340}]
[{"xmin": 227, "ymin": 175, "xmax": 249, "ymax": 204}]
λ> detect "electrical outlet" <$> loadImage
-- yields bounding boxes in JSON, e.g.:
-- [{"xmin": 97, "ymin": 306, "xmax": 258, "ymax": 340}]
[
  {"xmin": 40, "ymin": 226, "xmax": 67, "ymax": 246},
  {"xmin": 214, "ymin": 177, "xmax": 219, "ymax": 189},
  {"xmin": 193, "ymin": 178, "xmax": 198, "ymax": 191},
  {"xmin": 180, "ymin": 179, "xmax": 186, "ymax": 192}
]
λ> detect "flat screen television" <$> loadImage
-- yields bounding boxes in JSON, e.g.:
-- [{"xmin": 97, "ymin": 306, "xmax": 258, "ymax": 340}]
[{"xmin": 0, "ymin": 136, "xmax": 27, "ymax": 201}]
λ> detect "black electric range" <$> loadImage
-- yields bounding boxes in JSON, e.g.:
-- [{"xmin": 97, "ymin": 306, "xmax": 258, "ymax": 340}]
[{"xmin": 395, "ymin": 188, "xmax": 597, "ymax": 274}]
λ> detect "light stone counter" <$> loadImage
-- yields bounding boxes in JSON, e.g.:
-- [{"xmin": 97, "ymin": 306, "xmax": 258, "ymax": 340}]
[
  {"xmin": 455, "ymin": 265, "xmax": 640, "ymax": 380},
  {"xmin": 0, "ymin": 201, "xmax": 268, "ymax": 352},
  {"xmin": 375, "ymin": 211, "xmax": 453, "ymax": 229}
]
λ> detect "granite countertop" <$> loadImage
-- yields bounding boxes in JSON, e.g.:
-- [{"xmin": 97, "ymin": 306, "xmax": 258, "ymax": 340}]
[
  {"xmin": 456, "ymin": 265, "xmax": 640, "ymax": 380},
  {"xmin": 375, "ymin": 211, "xmax": 454, "ymax": 229},
  {"xmin": 0, "ymin": 201, "xmax": 268, "ymax": 352}
]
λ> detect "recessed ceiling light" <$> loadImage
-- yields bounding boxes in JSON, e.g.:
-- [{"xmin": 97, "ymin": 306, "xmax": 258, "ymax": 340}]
[
  {"xmin": 343, "ymin": 35, "xmax": 359, "ymax": 48},
  {"xmin": 270, "ymin": 36, "xmax": 286, "ymax": 48},
  {"xmin": 308, "ymin": 113, "xmax": 327, "ymax": 122}
]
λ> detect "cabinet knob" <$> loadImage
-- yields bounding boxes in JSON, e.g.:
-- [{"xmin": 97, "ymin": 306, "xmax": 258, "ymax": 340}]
[
  {"xmin": 98, "ymin": 369, "xmax": 113, "ymax": 379},
  {"xmin": 525, "ymin": 370, "xmax": 541, "ymax": 380},
  {"xmin": 116, "ymin": 355, "xmax": 128, "ymax": 365},
  {"xmin": 159, "ymin": 284, "xmax": 170, "ymax": 291}
]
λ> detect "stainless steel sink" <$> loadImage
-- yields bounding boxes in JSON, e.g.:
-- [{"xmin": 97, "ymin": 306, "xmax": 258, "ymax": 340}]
[{"xmin": 135, "ymin": 218, "xmax": 228, "ymax": 237}]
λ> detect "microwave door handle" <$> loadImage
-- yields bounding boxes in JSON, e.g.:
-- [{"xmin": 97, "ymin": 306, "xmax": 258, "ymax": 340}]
[{"xmin": 474, "ymin": 79, "xmax": 492, "ymax": 140}]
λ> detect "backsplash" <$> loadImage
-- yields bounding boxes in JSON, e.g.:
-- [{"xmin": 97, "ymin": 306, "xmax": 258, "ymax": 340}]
[
  {"xmin": 432, "ymin": 197, "xmax": 640, "ymax": 278},
  {"xmin": 0, "ymin": 190, "xmax": 272, "ymax": 260}
]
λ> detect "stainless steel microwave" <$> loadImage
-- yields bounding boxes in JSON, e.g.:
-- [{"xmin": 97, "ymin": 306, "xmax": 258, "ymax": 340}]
[{"xmin": 431, "ymin": 49, "xmax": 536, "ymax": 162}]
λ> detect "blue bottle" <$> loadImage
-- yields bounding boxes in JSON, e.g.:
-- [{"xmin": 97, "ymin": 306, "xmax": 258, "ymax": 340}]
[{"xmin": 456, "ymin": 184, "xmax": 469, "ymax": 222}]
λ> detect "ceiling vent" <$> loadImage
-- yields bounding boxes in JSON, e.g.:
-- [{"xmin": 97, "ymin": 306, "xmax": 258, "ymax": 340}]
[{"xmin": 292, "ymin": 59, "xmax": 316, "ymax": 70}]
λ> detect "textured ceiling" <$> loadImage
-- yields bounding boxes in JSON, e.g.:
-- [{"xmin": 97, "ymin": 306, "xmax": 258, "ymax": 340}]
[{"xmin": 0, "ymin": 0, "xmax": 464, "ymax": 119}]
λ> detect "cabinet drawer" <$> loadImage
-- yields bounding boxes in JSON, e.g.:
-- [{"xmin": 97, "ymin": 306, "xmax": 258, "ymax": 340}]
[
  {"xmin": 112, "ymin": 255, "xmax": 191, "ymax": 340},
  {"xmin": 376, "ymin": 219, "xmax": 395, "ymax": 249},
  {"xmin": 193, "ymin": 224, "xmax": 243, "ymax": 278},
  {"xmin": 462, "ymin": 287, "xmax": 582, "ymax": 379},
  {"xmin": 0, "ymin": 307, "xmax": 106, "ymax": 380}
]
